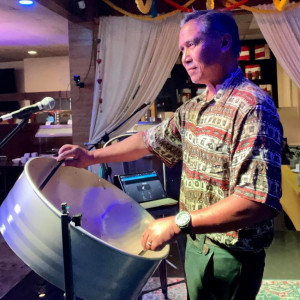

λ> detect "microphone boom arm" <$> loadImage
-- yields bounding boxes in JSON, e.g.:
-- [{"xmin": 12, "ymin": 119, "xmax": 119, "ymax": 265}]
[{"xmin": 0, "ymin": 116, "xmax": 30, "ymax": 150}]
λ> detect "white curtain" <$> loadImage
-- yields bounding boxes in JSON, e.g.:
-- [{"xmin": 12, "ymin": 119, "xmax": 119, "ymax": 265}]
[
  {"xmin": 253, "ymin": 3, "xmax": 300, "ymax": 88},
  {"xmin": 89, "ymin": 14, "xmax": 182, "ymax": 146}
]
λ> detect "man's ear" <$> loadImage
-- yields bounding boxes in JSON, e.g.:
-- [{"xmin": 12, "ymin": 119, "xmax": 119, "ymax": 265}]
[{"xmin": 221, "ymin": 34, "xmax": 232, "ymax": 52}]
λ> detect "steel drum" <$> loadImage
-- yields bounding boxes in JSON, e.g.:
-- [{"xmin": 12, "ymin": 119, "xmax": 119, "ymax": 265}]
[{"xmin": 0, "ymin": 157, "xmax": 169, "ymax": 299}]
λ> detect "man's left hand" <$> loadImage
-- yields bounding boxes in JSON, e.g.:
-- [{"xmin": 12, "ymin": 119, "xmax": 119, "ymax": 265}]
[{"xmin": 141, "ymin": 216, "xmax": 181, "ymax": 251}]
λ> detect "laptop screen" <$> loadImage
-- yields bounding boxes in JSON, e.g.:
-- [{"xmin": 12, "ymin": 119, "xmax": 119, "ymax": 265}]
[{"xmin": 118, "ymin": 170, "xmax": 167, "ymax": 203}]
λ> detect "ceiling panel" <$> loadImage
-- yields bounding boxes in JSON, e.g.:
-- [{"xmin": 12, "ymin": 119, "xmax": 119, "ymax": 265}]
[
  {"xmin": 0, "ymin": 0, "xmax": 272, "ymax": 63},
  {"xmin": 0, "ymin": 1, "xmax": 68, "ymax": 62}
]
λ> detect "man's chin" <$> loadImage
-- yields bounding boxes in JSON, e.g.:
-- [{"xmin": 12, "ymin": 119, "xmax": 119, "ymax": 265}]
[{"xmin": 190, "ymin": 77, "xmax": 204, "ymax": 85}]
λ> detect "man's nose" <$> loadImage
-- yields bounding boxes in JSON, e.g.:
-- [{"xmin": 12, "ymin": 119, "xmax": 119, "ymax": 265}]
[{"xmin": 182, "ymin": 49, "xmax": 192, "ymax": 65}]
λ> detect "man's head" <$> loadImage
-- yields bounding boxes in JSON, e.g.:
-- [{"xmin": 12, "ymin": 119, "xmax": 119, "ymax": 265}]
[
  {"xmin": 181, "ymin": 10, "xmax": 241, "ymax": 58},
  {"xmin": 179, "ymin": 10, "xmax": 241, "ymax": 87}
]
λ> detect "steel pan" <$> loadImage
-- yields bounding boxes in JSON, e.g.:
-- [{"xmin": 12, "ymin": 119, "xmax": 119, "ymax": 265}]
[{"xmin": 0, "ymin": 157, "xmax": 169, "ymax": 299}]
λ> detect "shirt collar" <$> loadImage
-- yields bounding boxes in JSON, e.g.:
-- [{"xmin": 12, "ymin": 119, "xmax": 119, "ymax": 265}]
[
  {"xmin": 214, "ymin": 67, "xmax": 243, "ymax": 101},
  {"xmin": 194, "ymin": 68, "xmax": 243, "ymax": 103}
]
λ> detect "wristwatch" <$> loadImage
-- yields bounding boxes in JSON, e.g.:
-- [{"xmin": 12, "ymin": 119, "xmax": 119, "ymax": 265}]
[{"xmin": 175, "ymin": 210, "xmax": 192, "ymax": 234}]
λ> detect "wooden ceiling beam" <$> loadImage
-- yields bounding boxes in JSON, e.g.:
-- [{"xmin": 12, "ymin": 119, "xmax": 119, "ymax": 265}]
[{"xmin": 36, "ymin": 0, "xmax": 97, "ymax": 23}]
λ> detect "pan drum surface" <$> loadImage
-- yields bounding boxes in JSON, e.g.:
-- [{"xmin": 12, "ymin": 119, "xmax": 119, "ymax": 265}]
[{"xmin": 0, "ymin": 157, "xmax": 169, "ymax": 300}]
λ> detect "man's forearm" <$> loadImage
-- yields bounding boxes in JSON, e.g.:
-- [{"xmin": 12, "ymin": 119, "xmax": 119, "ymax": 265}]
[
  {"xmin": 91, "ymin": 131, "xmax": 151, "ymax": 164},
  {"xmin": 188, "ymin": 195, "xmax": 274, "ymax": 234}
]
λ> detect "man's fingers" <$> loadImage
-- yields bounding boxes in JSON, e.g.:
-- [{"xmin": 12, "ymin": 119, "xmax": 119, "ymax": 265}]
[
  {"xmin": 58, "ymin": 144, "xmax": 74, "ymax": 155},
  {"xmin": 57, "ymin": 147, "xmax": 78, "ymax": 161},
  {"xmin": 63, "ymin": 158, "xmax": 79, "ymax": 167},
  {"xmin": 141, "ymin": 231, "xmax": 150, "ymax": 250}
]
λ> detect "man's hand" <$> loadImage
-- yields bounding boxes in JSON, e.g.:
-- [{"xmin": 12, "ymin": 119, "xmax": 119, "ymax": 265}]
[
  {"xmin": 141, "ymin": 216, "xmax": 181, "ymax": 251},
  {"xmin": 57, "ymin": 144, "xmax": 95, "ymax": 168}
]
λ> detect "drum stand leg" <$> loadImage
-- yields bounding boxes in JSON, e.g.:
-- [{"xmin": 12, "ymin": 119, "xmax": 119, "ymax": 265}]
[
  {"xmin": 61, "ymin": 203, "xmax": 82, "ymax": 300},
  {"xmin": 158, "ymin": 259, "xmax": 168, "ymax": 298}
]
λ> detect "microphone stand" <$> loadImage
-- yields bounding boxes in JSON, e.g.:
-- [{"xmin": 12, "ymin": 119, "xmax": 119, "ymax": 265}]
[{"xmin": 0, "ymin": 116, "xmax": 30, "ymax": 150}]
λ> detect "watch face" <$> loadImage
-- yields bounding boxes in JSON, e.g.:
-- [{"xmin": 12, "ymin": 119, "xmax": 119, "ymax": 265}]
[{"xmin": 176, "ymin": 211, "xmax": 190, "ymax": 228}]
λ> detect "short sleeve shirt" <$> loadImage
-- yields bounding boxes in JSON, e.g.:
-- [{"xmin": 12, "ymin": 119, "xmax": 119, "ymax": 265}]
[{"xmin": 143, "ymin": 68, "xmax": 283, "ymax": 252}]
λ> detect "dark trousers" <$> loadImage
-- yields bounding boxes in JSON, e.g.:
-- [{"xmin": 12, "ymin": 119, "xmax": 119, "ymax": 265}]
[{"xmin": 185, "ymin": 235, "xmax": 266, "ymax": 300}]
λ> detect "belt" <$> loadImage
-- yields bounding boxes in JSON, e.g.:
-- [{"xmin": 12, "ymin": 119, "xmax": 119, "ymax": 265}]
[
  {"xmin": 203, "ymin": 236, "xmax": 221, "ymax": 247},
  {"xmin": 187, "ymin": 234, "xmax": 221, "ymax": 255},
  {"xmin": 188, "ymin": 234, "xmax": 221, "ymax": 247},
  {"xmin": 187, "ymin": 234, "xmax": 264, "ymax": 258}
]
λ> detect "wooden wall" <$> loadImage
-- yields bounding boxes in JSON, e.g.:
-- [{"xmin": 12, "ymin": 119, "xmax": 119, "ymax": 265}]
[{"xmin": 68, "ymin": 21, "xmax": 97, "ymax": 147}]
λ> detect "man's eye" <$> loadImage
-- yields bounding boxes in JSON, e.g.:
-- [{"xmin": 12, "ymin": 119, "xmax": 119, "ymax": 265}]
[{"xmin": 188, "ymin": 39, "xmax": 201, "ymax": 48}]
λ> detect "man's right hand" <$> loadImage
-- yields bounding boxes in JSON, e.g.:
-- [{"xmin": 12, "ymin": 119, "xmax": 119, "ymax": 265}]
[{"xmin": 57, "ymin": 144, "xmax": 95, "ymax": 168}]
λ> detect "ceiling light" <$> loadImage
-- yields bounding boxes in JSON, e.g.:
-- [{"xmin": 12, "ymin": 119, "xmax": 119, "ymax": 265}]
[
  {"xmin": 19, "ymin": 0, "xmax": 34, "ymax": 5},
  {"xmin": 28, "ymin": 50, "xmax": 37, "ymax": 55},
  {"xmin": 77, "ymin": 1, "xmax": 86, "ymax": 10}
]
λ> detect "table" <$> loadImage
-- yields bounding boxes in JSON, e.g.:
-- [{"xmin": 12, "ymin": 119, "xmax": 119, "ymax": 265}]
[{"xmin": 281, "ymin": 165, "xmax": 300, "ymax": 230}]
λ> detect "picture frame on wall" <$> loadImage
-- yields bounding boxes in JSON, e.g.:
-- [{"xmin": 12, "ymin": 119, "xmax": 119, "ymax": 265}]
[
  {"xmin": 255, "ymin": 44, "xmax": 271, "ymax": 60},
  {"xmin": 239, "ymin": 45, "xmax": 250, "ymax": 61},
  {"xmin": 245, "ymin": 64, "xmax": 261, "ymax": 80},
  {"xmin": 259, "ymin": 84, "xmax": 273, "ymax": 97}
]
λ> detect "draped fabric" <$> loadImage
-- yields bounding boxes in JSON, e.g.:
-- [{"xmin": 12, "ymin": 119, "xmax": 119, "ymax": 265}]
[
  {"xmin": 253, "ymin": 3, "xmax": 300, "ymax": 88},
  {"xmin": 89, "ymin": 14, "xmax": 182, "ymax": 146}
]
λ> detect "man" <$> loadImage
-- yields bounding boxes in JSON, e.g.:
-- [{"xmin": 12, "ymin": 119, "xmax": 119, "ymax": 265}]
[{"xmin": 57, "ymin": 10, "xmax": 283, "ymax": 300}]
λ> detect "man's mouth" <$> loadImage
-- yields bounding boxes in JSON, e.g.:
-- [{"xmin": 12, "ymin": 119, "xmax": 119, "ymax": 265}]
[{"xmin": 187, "ymin": 67, "xmax": 196, "ymax": 72}]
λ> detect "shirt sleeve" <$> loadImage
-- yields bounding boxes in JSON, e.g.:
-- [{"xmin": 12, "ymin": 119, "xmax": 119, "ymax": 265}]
[
  {"xmin": 142, "ymin": 111, "xmax": 183, "ymax": 167},
  {"xmin": 230, "ymin": 103, "xmax": 283, "ymax": 212}
]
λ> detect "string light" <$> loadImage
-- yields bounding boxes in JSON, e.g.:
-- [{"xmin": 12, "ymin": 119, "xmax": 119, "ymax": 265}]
[
  {"xmin": 226, "ymin": 0, "xmax": 300, "ymax": 13},
  {"xmin": 135, "ymin": 0, "xmax": 152, "ymax": 14},
  {"xmin": 102, "ymin": 0, "xmax": 195, "ymax": 21}
]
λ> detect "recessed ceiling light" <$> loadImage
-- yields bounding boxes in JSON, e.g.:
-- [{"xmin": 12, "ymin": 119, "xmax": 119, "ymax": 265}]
[
  {"xmin": 28, "ymin": 50, "xmax": 37, "ymax": 55},
  {"xmin": 19, "ymin": 0, "xmax": 34, "ymax": 5}
]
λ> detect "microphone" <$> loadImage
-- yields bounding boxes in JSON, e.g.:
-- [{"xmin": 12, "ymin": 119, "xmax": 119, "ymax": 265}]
[{"xmin": 0, "ymin": 97, "xmax": 55, "ymax": 121}]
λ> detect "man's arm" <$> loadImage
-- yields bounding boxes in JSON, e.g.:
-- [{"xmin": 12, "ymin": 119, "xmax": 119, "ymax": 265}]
[
  {"xmin": 188, "ymin": 195, "xmax": 274, "ymax": 234},
  {"xmin": 142, "ymin": 196, "xmax": 274, "ymax": 251},
  {"xmin": 57, "ymin": 131, "xmax": 151, "ymax": 168}
]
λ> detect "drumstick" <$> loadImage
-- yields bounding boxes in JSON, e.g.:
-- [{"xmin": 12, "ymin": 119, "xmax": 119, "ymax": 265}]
[
  {"xmin": 138, "ymin": 249, "xmax": 148, "ymax": 256},
  {"xmin": 39, "ymin": 143, "xmax": 97, "ymax": 191},
  {"xmin": 39, "ymin": 159, "xmax": 65, "ymax": 190}
]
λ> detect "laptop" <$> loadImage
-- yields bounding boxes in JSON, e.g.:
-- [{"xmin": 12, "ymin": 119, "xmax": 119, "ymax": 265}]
[{"xmin": 114, "ymin": 170, "xmax": 178, "ymax": 209}]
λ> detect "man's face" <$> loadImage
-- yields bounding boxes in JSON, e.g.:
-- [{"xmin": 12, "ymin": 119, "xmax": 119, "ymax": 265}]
[{"xmin": 179, "ymin": 19, "xmax": 223, "ymax": 85}]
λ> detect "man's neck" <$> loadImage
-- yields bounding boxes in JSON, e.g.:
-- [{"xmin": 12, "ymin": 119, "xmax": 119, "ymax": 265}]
[{"xmin": 206, "ymin": 62, "xmax": 239, "ymax": 100}]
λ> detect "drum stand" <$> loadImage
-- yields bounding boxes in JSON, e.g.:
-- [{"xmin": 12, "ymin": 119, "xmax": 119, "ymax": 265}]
[{"xmin": 61, "ymin": 202, "xmax": 82, "ymax": 300}]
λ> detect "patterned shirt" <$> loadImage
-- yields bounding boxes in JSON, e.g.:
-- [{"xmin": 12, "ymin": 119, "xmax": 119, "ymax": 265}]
[{"xmin": 143, "ymin": 68, "xmax": 283, "ymax": 252}]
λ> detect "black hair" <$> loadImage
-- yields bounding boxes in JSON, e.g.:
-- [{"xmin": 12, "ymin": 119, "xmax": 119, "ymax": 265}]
[{"xmin": 181, "ymin": 10, "xmax": 241, "ymax": 58}]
